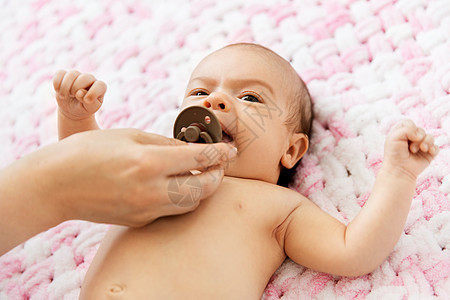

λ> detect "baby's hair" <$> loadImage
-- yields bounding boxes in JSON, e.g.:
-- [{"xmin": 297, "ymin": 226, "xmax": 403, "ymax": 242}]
[
  {"xmin": 223, "ymin": 43, "xmax": 314, "ymax": 187},
  {"xmin": 279, "ymin": 69, "xmax": 314, "ymax": 187}
]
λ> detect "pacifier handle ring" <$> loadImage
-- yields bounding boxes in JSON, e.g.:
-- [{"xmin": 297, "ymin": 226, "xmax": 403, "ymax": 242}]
[{"xmin": 199, "ymin": 131, "xmax": 213, "ymax": 143}]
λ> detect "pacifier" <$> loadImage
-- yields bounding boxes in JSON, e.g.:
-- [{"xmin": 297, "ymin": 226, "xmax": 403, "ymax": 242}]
[{"xmin": 173, "ymin": 106, "xmax": 222, "ymax": 143}]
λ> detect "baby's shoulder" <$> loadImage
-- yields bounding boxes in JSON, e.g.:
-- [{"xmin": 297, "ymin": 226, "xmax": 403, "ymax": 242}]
[
  {"xmin": 220, "ymin": 176, "xmax": 312, "ymax": 249},
  {"xmin": 223, "ymin": 175, "xmax": 303, "ymax": 194},
  {"xmin": 221, "ymin": 176, "xmax": 306, "ymax": 215}
]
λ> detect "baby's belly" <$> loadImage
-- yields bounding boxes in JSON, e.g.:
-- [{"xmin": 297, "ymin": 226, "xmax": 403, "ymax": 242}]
[{"xmin": 80, "ymin": 186, "xmax": 286, "ymax": 299}]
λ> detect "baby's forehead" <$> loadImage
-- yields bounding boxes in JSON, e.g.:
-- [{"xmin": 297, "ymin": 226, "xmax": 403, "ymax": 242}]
[
  {"xmin": 210, "ymin": 45, "xmax": 284, "ymax": 66},
  {"xmin": 193, "ymin": 45, "xmax": 295, "ymax": 82}
]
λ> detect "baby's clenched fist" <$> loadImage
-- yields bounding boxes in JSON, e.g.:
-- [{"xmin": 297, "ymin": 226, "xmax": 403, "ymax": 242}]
[
  {"xmin": 383, "ymin": 119, "xmax": 439, "ymax": 181},
  {"xmin": 53, "ymin": 70, "xmax": 107, "ymax": 121}
]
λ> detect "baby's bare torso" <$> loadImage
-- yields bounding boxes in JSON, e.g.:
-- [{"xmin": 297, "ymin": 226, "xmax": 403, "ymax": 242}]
[{"xmin": 80, "ymin": 177, "xmax": 302, "ymax": 299}]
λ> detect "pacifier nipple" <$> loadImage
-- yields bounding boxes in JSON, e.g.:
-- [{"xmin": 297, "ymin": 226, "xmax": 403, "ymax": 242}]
[{"xmin": 173, "ymin": 106, "xmax": 222, "ymax": 143}]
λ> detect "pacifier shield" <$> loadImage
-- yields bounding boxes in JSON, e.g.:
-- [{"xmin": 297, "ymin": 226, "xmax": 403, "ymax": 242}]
[{"xmin": 173, "ymin": 106, "xmax": 222, "ymax": 143}]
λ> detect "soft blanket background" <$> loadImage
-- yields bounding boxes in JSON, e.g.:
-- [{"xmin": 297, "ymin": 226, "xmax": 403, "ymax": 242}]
[{"xmin": 0, "ymin": 0, "xmax": 449, "ymax": 299}]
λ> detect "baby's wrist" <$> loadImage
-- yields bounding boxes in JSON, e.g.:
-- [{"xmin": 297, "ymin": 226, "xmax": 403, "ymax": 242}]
[
  {"xmin": 58, "ymin": 109, "xmax": 99, "ymax": 139},
  {"xmin": 58, "ymin": 109, "xmax": 99, "ymax": 128},
  {"xmin": 379, "ymin": 162, "xmax": 417, "ymax": 184},
  {"xmin": 58, "ymin": 108, "xmax": 95, "ymax": 122}
]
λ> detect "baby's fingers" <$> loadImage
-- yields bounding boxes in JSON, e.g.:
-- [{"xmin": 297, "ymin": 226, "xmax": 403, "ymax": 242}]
[
  {"xmin": 419, "ymin": 134, "xmax": 434, "ymax": 152},
  {"xmin": 389, "ymin": 119, "xmax": 421, "ymax": 143},
  {"xmin": 409, "ymin": 132, "xmax": 439, "ymax": 158},
  {"xmin": 70, "ymin": 73, "xmax": 96, "ymax": 98},
  {"xmin": 420, "ymin": 134, "xmax": 439, "ymax": 157},
  {"xmin": 53, "ymin": 70, "xmax": 67, "ymax": 92},
  {"xmin": 58, "ymin": 70, "xmax": 81, "ymax": 97},
  {"xmin": 83, "ymin": 80, "xmax": 107, "ymax": 104},
  {"xmin": 408, "ymin": 132, "xmax": 426, "ymax": 153},
  {"xmin": 76, "ymin": 81, "xmax": 106, "ymax": 115},
  {"xmin": 75, "ymin": 89, "xmax": 88, "ymax": 101},
  {"xmin": 403, "ymin": 121, "xmax": 425, "ymax": 143},
  {"xmin": 429, "ymin": 144, "xmax": 439, "ymax": 157}
]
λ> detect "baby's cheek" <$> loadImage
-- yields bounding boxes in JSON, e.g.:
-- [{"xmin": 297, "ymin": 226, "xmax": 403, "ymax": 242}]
[
  {"xmin": 180, "ymin": 98, "xmax": 202, "ymax": 110},
  {"xmin": 179, "ymin": 99, "xmax": 189, "ymax": 108}
]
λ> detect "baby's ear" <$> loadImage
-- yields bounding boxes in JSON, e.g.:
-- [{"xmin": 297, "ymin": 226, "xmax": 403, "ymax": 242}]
[{"xmin": 281, "ymin": 133, "xmax": 309, "ymax": 169}]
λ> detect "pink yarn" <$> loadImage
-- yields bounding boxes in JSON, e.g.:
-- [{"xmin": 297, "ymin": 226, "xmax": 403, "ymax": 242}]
[
  {"xmin": 0, "ymin": 256, "xmax": 24, "ymax": 282},
  {"xmin": 309, "ymin": 273, "xmax": 334, "ymax": 297},
  {"xmin": 325, "ymin": 10, "xmax": 353, "ymax": 34},
  {"xmin": 114, "ymin": 45, "xmax": 140, "ymax": 68}
]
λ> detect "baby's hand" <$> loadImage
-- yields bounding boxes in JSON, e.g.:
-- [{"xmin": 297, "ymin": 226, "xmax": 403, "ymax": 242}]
[
  {"xmin": 383, "ymin": 120, "xmax": 439, "ymax": 181},
  {"xmin": 53, "ymin": 70, "xmax": 107, "ymax": 121}
]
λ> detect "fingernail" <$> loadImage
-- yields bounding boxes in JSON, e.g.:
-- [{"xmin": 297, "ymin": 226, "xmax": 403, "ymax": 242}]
[
  {"xmin": 429, "ymin": 145, "xmax": 436, "ymax": 156},
  {"xmin": 433, "ymin": 145, "xmax": 440, "ymax": 155},
  {"xmin": 229, "ymin": 146, "xmax": 237, "ymax": 159},
  {"xmin": 417, "ymin": 131, "xmax": 424, "ymax": 139}
]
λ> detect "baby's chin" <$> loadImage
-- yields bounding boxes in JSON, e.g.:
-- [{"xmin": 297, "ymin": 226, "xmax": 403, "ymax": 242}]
[
  {"xmin": 222, "ymin": 159, "xmax": 280, "ymax": 184},
  {"xmin": 222, "ymin": 162, "xmax": 248, "ymax": 179},
  {"xmin": 223, "ymin": 162, "xmax": 237, "ymax": 177},
  {"xmin": 223, "ymin": 163, "xmax": 263, "ymax": 182}
]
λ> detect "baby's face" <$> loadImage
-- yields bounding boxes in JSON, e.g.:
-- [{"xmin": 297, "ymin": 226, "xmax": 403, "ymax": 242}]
[{"xmin": 181, "ymin": 46, "xmax": 295, "ymax": 183}]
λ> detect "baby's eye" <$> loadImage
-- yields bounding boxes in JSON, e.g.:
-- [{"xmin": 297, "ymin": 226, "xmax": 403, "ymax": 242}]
[
  {"xmin": 241, "ymin": 94, "xmax": 261, "ymax": 103},
  {"xmin": 191, "ymin": 90, "xmax": 209, "ymax": 96}
]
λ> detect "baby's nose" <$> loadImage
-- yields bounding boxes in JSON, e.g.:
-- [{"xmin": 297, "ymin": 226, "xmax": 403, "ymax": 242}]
[{"xmin": 203, "ymin": 93, "xmax": 230, "ymax": 112}]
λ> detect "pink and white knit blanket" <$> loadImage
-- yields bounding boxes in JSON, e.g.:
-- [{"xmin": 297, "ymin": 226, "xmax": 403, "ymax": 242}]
[{"xmin": 0, "ymin": 0, "xmax": 449, "ymax": 299}]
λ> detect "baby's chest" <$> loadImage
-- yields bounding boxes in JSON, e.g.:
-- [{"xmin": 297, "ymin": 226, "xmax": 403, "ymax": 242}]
[
  {"xmin": 192, "ymin": 184, "xmax": 288, "ymax": 236},
  {"xmin": 149, "ymin": 195, "xmax": 287, "ymax": 274}
]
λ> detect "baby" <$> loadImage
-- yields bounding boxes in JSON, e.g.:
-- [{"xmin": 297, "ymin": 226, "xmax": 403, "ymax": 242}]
[{"xmin": 53, "ymin": 43, "xmax": 439, "ymax": 299}]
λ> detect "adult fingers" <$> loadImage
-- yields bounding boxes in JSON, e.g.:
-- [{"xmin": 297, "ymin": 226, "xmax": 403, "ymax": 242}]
[
  {"xmin": 193, "ymin": 166, "xmax": 225, "ymax": 200},
  {"xmin": 130, "ymin": 130, "xmax": 187, "ymax": 146},
  {"xmin": 165, "ymin": 166, "xmax": 224, "ymax": 211},
  {"xmin": 128, "ymin": 167, "xmax": 225, "ymax": 226},
  {"xmin": 157, "ymin": 143, "xmax": 237, "ymax": 175}
]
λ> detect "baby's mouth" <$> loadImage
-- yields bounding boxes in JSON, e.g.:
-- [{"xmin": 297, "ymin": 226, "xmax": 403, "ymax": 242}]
[
  {"xmin": 220, "ymin": 122, "xmax": 235, "ymax": 144},
  {"xmin": 221, "ymin": 130, "xmax": 234, "ymax": 143}
]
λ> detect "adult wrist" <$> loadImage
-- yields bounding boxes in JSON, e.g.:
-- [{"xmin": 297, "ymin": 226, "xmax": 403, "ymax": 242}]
[{"xmin": 21, "ymin": 145, "xmax": 73, "ymax": 224}]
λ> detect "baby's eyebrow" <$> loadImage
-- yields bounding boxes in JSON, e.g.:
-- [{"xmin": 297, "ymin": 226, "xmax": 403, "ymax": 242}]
[
  {"xmin": 233, "ymin": 78, "xmax": 274, "ymax": 95},
  {"xmin": 189, "ymin": 76, "xmax": 217, "ymax": 86},
  {"xmin": 189, "ymin": 76, "xmax": 274, "ymax": 96}
]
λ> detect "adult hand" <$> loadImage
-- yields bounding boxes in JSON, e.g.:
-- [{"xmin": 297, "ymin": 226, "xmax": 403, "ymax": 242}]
[{"xmin": 0, "ymin": 128, "xmax": 236, "ymax": 255}]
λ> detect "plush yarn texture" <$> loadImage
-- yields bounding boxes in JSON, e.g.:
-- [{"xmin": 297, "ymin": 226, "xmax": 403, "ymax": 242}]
[{"xmin": 0, "ymin": 0, "xmax": 449, "ymax": 299}]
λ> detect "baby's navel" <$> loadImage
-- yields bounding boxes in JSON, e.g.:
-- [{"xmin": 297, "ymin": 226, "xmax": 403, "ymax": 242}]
[{"xmin": 107, "ymin": 283, "xmax": 126, "ymax": 296}]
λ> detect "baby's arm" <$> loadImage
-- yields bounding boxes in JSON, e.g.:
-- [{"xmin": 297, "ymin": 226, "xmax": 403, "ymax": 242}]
[
  {"xmin": 283, "ymin": 120, "xmax": 439, "ymax": 276},
  {"xmin": 53, "ymin": 70, "xmax": 107, "ymax": 140}
]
